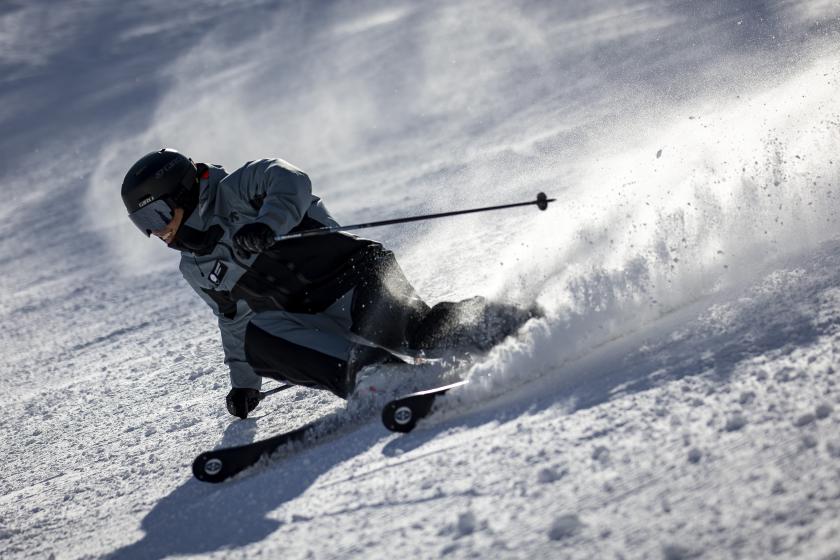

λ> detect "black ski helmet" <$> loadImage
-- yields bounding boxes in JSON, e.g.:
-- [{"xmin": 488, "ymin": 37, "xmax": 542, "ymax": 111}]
[{"xmin": 121, "ymin": 149, "xmax": 198, "ymax": 236}]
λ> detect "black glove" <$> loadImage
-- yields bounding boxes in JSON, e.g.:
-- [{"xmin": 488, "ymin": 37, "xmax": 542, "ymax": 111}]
[
  {"xmin": 226, "ymin": 387, "xmax": 261, "ymax": 419},
  {"xmin": 233, "ymin": 223, "xmax": 276, "ymax": 256}
]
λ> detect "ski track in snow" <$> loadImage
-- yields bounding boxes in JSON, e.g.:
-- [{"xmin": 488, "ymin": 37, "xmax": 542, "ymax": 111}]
[{"xmin": 1, "ymin": 1, "xmax": 840, "ymax": 559}]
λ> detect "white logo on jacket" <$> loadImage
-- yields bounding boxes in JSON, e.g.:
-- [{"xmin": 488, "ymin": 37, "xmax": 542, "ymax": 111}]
[{"xmin": 208, "ymin": 260, "xmax": 228, "ymax": 286}]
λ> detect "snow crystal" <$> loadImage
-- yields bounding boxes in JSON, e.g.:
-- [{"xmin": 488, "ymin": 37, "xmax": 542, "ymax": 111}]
[
  {"xmin": 440, "ymin": 543, "xmax": 459, "ymax": 556},
  {"xmin": 0, "ymin": 528, "xmax": 16, "ymax": 540},
  {"xmin": 591, "ymin": 446, "xmax": 610, "ymax": 463},
  {"xmin": 802, "ymin": 435, "xmax": 819, "ymax": 449},
  {"xmin": 537, "ymin": 467, "xmax": 565, "ymax": 484},
  {"xmin": 687, "ymin": 448, "xmax": 703, "ymax": 464},
  {"xmin": 166, "ymin": 417, "xmax": 200, "ymax": 433},
  {"xmin": 815, "ymin": 403, "xmax": 833, "ymax": 419},
  {"xmin": 774, "ymin": 367, "xmax": 800, "ymax": 383},
  {"xmin": 661, "ymin": 497, "xmax": 672, "ymax": 513},
  {"xmin": 188, "ymin": 367, "xmax": 213, "ymax": 381},
  {"xmin": 724, "ymin": 413, "xmax": 747, "ymax": 432},
  {"xmin": 548, "ymin": 514, "xmax": 582, "ymax": 541},
  {"xmin": 662, "ymin": 543, "xmax": 696, "ymax": 560},
  {"xmin": 456, "ymin": 512, "xmax": 477, "ymax": 537}
]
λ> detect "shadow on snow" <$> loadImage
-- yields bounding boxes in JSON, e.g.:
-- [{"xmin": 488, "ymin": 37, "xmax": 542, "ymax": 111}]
[{"xmin": 109, "ymin": 241, "xmax": 839, "ymax": 558}]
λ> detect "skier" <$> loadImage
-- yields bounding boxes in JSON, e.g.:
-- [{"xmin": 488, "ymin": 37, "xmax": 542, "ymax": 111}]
[{"xmin": 122, "ymin": 149, "xmax": 533, "ymax": 419}]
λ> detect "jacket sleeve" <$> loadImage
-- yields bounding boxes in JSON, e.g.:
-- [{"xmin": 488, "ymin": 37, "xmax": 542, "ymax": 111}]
[
  {"xmin": 180, "ymin": 262, "xmax": 262, "ymax": 390},
  {"xmin": 210, "ymin": 296, "xmax": 263, "ymax": 390},
  {"xmin": 235, "ymin": 158, "xmax": 313, "ymax": 236}
]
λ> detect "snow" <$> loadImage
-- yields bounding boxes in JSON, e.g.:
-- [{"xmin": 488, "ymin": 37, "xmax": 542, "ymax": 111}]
[{"xmin": 2, "ymin": 1, "xmax": 840, "ymax": 559}]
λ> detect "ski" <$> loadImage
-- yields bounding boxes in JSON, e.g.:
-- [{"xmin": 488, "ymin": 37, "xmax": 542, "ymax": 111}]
[
  {"xmin": 192, "ymin": 418, "xmax": 335, "ymax": 483},
  {"xmin": 193, "ymin": 364, "xmax": 448, "ymax": 483},
  {"xmin": 381, "ymin": 379, "xmax": 468, "ymax": 433}
]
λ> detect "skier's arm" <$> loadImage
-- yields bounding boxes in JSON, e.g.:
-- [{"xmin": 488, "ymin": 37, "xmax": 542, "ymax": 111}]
[{"xmin": 235, "ymin": 158, "xmax": 313, "ymax": 236}]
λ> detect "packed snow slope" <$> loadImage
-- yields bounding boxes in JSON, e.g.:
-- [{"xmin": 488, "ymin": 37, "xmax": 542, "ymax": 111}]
[{"xmin": 2, "ymin": 1, "xmax": 840, "ymax": 558}]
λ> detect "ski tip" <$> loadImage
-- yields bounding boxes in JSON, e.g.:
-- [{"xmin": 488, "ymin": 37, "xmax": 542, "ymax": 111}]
[
  {"xmin": 192, "ymin": 453, "xmax": 228, "ymax": 483},
  {"xmin": 382, "ymin": 400, "xmax": 422, "ymax": 433}
]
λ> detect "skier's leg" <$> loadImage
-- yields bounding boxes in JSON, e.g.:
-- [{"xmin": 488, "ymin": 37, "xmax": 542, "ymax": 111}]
[
  {"xmin": 408, "ymin": 296, "xmax": 542, "ymax": 351},
  {"xmin": 350, "ymin": 249, "xmax": 430, "ymax": 349},
  {"xmin": 245, "ymin": 293, "xmax": 359, "ymax": 398},
  {"xmin": 347, "ymin": 248, "xmax": 538, "ymax": 352},
  {"xmin": 244, "ymin": 321, "xmax": 355, "ymax": 398},
  {"xmin": 407, "ymin": 296, "xmax": 486, "ymax": 350},
  {"xmin": 244, "ymin": 290, "xmax": 400, "ymax": 398}
]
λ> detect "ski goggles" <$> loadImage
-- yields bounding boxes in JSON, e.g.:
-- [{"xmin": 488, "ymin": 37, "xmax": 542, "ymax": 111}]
[{"xmin": 128, "ymin": 198, "xmax": 176, "ymax": 236}]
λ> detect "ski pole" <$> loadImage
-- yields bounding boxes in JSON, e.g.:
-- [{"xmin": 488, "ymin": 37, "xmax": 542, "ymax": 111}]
[
  {"xmin": 276, "ymin": 192, "xmax": 555, "ymax": 241},
  {"xmin": 259, "ymin": 384, "xmax": 294, "ymax": 401}
]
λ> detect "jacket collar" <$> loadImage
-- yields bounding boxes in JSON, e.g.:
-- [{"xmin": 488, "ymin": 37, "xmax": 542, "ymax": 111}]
[
  {"xmin": 197, "ymin": 164, "xmax": 227, "ymax": 218},
  {"xmin": 182, "ymin": 164, "xmax": 227, "ymax": 231}
]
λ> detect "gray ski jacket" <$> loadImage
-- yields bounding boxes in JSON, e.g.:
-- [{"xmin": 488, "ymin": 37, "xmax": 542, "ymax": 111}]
[{"xmin": 177, "ymin": 159, "xmax": 382, "ymax": 390}]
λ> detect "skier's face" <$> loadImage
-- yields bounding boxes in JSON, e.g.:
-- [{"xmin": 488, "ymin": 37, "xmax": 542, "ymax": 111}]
[{"xmin": 151, "ymin": 207, "xmax": 185, "ymax": 245}]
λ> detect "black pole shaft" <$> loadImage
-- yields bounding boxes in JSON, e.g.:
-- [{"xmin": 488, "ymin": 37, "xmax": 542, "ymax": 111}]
[
  {"xmin": 276, "ymin": 192, "xmax": 555, "ymax": 241},
  {"xmin": 259, "ymin": 384, "xmax": 293, "ymax": 400}
]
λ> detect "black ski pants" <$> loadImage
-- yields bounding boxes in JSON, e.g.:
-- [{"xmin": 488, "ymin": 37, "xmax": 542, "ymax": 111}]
[{"xmin": 244, "ymin": 251, "xmax": 429, "ymax": 398}]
